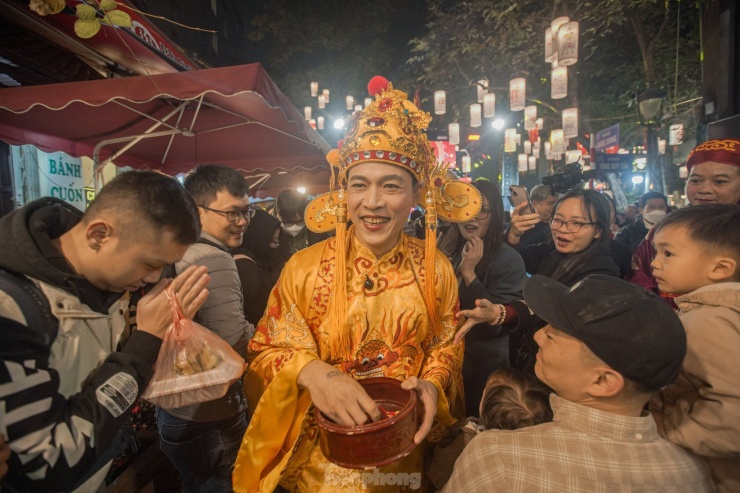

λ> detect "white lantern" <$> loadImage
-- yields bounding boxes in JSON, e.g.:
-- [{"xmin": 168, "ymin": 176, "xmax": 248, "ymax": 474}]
[
  {"xmin": 658, "ymin": 138, "xmax": 667, "ymax": 155},
  {"xmin": 365, "ymin": 97, "xmax": 372, "ymax": 108},
  {"xmin": 565, "ymin": 149, "xmax": 582, "ymax": 164},
  {"xmin": 354, "ymin": 104, "xmax": 362, "ymax": 112},
  {"xmin": 322, "ymin": 88, "xmax": 330, "ymax": 103},
  {"xmin": 462, "ymin": 155, "xmax": 472, "ymax": 173},
  {"xmin": 536, "ymin": 117, "xmax": 544, "ymax": 130},
  {"xmin": 477, "ymin": 79, "xmax": 488, "ymax": 103},
  {"xmin": 524, "ymin": 105, "xmax": 537, "ymax": 130},
  {"xmin": 309, "ymin": 118, "xmax": 316, "ymax": 129},
  {"xmin": 551, "ymin": 16, "xmax": 570, "ymax": 54},
  {"xmin": 679, "ymin": 165, "xmax": 688, "ymax": 178},
  {"xmin": 557, "ymin": 21, "xmax": 579, "ymax": 66},
  {"xmin": 434, "ymin": 90, "xmax": 446, "ymax": 115},
  {"xmin": 545, "ymin": 27, "xmax": 555, "ymax": 62},
  {"xmin": 551, "ymin": 66, "xmax": 568, "ymax": 99},
  {"xmin": 304, "ymin": 106, "xmax": 312, "ymax": 121},
  {"xmin": 550, "ymin": 129, "xmax": 565, "ymax": 153},
  {"xmin": 449, "ymin": 123, "xmax": 460, "ymax": 145},
  {"xmin": 346, "ymin": 95, "xmax": 354, "ymax": 111},
  {"xmin": 510, "ymin": 78, "xmax": 526, "ymax": 111},
  {"xmin": 470, "ymin": 104, "xmax": 482, "ymax": 128},
  {"xmin": 317, "ymin": 116, "xmax": 325, "ymax": 129},
  {"xmin": 504, "ymin": 128, "xmax": 517, "ymax": 152},
  {"xmin": 562, "ymin": 108, "xmax": 579, "ymax": 139},
  {"xmin": 669, "ymin": 124, "xmax": 684, "ymax": 145},
  {"xmin": 518, "ymin": 154, "xmax": 528, "ymax": 172},
  {"xmin": 483, "ymin": 93, "xmax": 496, "ymax": 118},
  {"xmin": 528, "ymin": 155, "xmax": 537, "ymax": 171},
  {"xmin": 310, "ymin": 82, "xmax": 318, "ymax": 97},
  {"xmin": 544, "ymin": 141, "xmax": 552, "ymax": 156},
  {"xmin": 318, "ymin": 95, "xmax": 326, "ymax": 109},
  {"xmin": 533, "ymin": 140, "xmax": 541, "ymax": 151},
  {"xmin": 524, "ymin": 140, "xmax": 532, "ymax": 154},
  {"xmin": 515, "ymin": 133, "xmax": 522, "ymax": 145},
  {"xmin": 534, "ymin": 149, "xmax": 541, "ymax": 159}
]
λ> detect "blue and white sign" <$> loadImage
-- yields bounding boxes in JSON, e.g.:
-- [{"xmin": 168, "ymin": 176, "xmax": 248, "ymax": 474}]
[
  {"xmin": 37, "ymin": 149, "xmax": 86, "ymax": 210},
  {"xmin": 594, "ymin": 124, "xmax": 620, "ymax": 152},
  {"xmin": 595, "ymin": 153, "xmax": 633, "ymax": 171}
]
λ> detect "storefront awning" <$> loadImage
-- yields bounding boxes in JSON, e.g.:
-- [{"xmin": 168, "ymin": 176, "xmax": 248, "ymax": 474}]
[{"xmin": 0, "ymin": 63, "xmax": 332, "ymax": 197}]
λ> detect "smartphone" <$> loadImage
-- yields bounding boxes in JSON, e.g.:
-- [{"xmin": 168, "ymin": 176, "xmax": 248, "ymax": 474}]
[{"xmin": 508, "ymin": 185, "xmax": 535, "ymax": 215}]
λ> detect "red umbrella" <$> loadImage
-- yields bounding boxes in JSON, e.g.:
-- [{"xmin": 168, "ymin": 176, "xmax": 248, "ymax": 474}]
[{"xmin": 0, "ymin": 63, "xmax": 332, "ymax": 196}]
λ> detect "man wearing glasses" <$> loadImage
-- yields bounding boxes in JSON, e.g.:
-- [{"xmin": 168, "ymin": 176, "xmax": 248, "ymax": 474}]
[{"xmin": 156, "ymin": 164, "xmax": 255, "ymax": 492}]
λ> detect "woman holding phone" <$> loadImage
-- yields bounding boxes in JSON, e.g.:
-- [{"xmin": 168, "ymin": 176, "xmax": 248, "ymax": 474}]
[
  {"xmin": 457, "ymin": 188, "xmax": 619, "ymax": 372},
  {"xmin": 441, "ymin": 179, "xmax": 527, "ymax": 416}
]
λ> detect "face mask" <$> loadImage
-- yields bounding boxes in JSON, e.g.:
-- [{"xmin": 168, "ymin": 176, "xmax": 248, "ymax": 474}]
[
  {"xmin": 643, "ymin": 210, "xmax": 667, "ymax": 228},
  {"xmin": 282, "ymin": 223, "xmax": 304, "ymax": 237}
]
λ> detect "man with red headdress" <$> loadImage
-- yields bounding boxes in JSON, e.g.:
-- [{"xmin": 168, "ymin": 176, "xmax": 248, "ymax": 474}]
[
  {"xmin": 627, "ymin": 138, "xmax": 740, "ymax": 300},
  {"xmin": 232, "ymin": 77, "xmax": 482, "ymax": 492}
]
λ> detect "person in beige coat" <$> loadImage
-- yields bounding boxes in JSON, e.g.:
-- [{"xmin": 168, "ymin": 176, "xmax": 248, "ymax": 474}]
[{"xmin": 649, "ymin": 204, "xmax": 740, "ymax": 493}]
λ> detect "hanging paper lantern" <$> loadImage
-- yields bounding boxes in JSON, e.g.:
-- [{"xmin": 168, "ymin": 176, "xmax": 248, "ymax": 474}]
[
  {"xmin": 364, "ymin": 97, "xmax": 372, "ymax": 108},
  {"xmin": 504, "ymin": 128, "xmax": 517, "ymax": 152},
  {"xmin": 483, "ymin": 93, "xmax": 496, "ymax": 118},
  {"xmin": 510, "ymin": 78, "xmax": 526, "ymax": 111},
  {"xmin": 524, "ymin": 105, "xmax": 537, "ymax": 130},
  {"xmin": 536, "ymin": 117, "xmax": 544, "ymax": 130},
  {"xmin": 346, "ymin": 96, "xmax": 354, "ymax": 111},
  {"xmin": 544, "ymin": 141, "xmax": 552, "ymax": 159},
  {"xmin": 528, "ymin": 155, "xmax": 537, "ymax": 171},
  {"xmin": 545, "ymin": 27, "xmax": 555, "ymax": 63},
  {"xmin": 317, "ymin": 116, "xmax": 325, "ymax": 130},
  {"xmin": 550, "ymin": 129, "xmax": 565, "ymax": 153},
  {"xmin": 551, "ymin": 16, "xmax": 570, "ymax": 54},
  {"xmin": 515, "ymin": 133, "xmax": 522, "ymax": 145},
  {"xmin": 477, "ymin": 79, "xmax": 488, "ymax": 103},
  {"xmin": 679, "ymin": 166, "xmax": 688, "ymax": 178},
  {"xmin": 529, "ymin": 128, "xmax": 539, "ymax": 144},
  {"xmin": 304, "ymin": 106, "xmax": 312, "ymax": 121},
  {"xmin": 434, "ymin": 90, "xmax": 446, "ymax": 115},
  {"xmin": 461, "ymin": 155, "xmax": 472, "ymax": 173},
  {"xmin": 309, "ymin": 118, "xmax": 316, "ymax": 129},
  {"xmin": 557, "ymin": 21, "xmax": 579, "ymax": 66},
  {"xmin": 470, "ymin": 104, "xmax": 482, "ymax": 128},
  {"xmin": 533, "ymin": 140, "xmax": 541, "ymax": 151},
  {"xmin": 551, "ymin": 66, "xmax": 568, "ymax": 99},
  {"xmin": 518, "ymin": 154, "xmax": 528, "ymax": 172},
  {"xmin": 524, "ymin": 140, "xmax": 532, "ymax": 154},
  {"xmin": 669, "ymin": 124, "xmax": 684, "ymax": 145},
  {"xmin": 565, "ymin": 149, "xmax": 582, "ymax": 164},
  {"xmin": 449, "ymin": 123, "xmax": 460, "ymax": 145},
  {"xmin": 562, "ymin": 108, "xmax": 579, "ymax": 139},
  {"xmin": 322, "ymin": 89, "xmax": 330, "ymax": 103},
  {"xmin": 658, "ymin": 138, "xmax": 667, "ymax": 155},
  {"xmin": 354, "ymin": 104, "xmax": 362, "ymax": 112},
  {"xmin": 318, "ymin": 95, "xmax": 326, "ymax": 109},
  {"xmin": 310, "ymin": 82, "xmax": 318, "ymax": 97},
  {"xmin": 534, "ymin": 149, "xmax": 541, "ymax": 159}
]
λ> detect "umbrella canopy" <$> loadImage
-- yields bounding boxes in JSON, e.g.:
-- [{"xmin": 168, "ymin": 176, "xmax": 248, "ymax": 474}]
[{"xmin": 0, "ymin": 63, "xmax": 332, "ymax": 197}]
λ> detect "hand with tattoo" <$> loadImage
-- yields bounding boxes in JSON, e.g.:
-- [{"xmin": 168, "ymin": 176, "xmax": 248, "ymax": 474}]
[{"xmin": 297, "ymin": 360, "xmax": 381, "ymax": 426}]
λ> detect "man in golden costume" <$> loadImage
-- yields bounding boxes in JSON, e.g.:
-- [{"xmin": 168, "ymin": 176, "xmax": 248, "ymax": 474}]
[{"xmin": 233, "ymin": 76, "xmax": 481, "ymax": 492}]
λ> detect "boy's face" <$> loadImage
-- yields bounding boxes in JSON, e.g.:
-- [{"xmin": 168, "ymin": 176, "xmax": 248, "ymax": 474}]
[
  {"xmin": 88, "ymin": 229, "xmax": 189, "ymax": 292},
  {"xmin": 651, "ymin": 225, "xmax": 717, "ymax": 294}
]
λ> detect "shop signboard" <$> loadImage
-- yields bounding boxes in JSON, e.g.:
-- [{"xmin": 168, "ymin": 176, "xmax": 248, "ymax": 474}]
[
  {"xmin": 37, "ymin": 150, "xmax": 86, "ymax": 210},
  {"xmin": 595, "ymin": 124, "xmax": 620, "ymax": 152},
  {"xmin": 595, "ymin": 153, "xmax": 633, "ymax": 171}
]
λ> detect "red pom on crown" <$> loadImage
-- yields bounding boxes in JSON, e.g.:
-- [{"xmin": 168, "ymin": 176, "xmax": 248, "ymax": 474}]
[{"xmin": 368, "ymin": 76, "xmax": 390, "ymax": 97}]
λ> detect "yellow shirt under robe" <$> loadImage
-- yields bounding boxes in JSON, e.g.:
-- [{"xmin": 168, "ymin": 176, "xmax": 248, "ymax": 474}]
[{"xmin": 233, "ymin": 229, "xmax": 463, "ymax": 492}]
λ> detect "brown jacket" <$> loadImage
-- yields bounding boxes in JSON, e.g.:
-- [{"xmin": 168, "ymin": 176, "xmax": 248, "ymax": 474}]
[{"xmin": 652, "ymin": 282, "xmax": 740, "ymax": 493}]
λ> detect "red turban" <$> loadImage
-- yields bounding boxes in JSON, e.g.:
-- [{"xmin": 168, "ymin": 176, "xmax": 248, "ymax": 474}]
[{"xmin": 686, "ymin": 139, "xmax": 740, "ymax": 172}]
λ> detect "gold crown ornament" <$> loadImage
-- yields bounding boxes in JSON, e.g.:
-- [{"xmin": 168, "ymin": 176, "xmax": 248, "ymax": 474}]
[{"xmin": 305, "ymin": 76, "xmax": 481, "ymax": 358}]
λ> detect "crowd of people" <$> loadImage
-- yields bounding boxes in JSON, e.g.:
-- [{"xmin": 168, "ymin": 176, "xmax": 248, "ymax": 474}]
[{"xmin": 0, "ymin": 76, "xmax": 738, "ymax": 493}]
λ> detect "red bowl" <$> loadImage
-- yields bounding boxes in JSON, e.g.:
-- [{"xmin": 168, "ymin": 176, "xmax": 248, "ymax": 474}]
[{"xmin": 315, "ymin": 377, "xmax": 419, "ymax": 469}]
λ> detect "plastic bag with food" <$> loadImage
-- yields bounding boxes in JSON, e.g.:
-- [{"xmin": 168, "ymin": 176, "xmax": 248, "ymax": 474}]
[{"xmin": 142, "ymin": 286, "xmax": 247, "ymax": 409}]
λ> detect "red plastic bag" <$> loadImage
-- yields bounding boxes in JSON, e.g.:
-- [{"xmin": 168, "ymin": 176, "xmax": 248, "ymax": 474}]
[{"xmin": 142, "ymin": 286, "xmax": 247, "ymax": 409}]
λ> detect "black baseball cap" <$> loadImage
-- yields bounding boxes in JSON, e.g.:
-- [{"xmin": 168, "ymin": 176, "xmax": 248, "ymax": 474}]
[{"xmin": 523, "ymin": 274, "xmax": 686, "ymax": 391}]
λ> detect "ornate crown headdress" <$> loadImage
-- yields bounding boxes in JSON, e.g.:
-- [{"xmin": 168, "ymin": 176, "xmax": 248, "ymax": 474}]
[{"xmin": 306, "ymin": 76, "xmax": 481, "ymax": 358}]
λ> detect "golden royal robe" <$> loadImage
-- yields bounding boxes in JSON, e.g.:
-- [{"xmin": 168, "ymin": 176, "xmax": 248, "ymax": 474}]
[{"xmin": 233, "ymin": 229, "xmax": 463, "ymax": 493}]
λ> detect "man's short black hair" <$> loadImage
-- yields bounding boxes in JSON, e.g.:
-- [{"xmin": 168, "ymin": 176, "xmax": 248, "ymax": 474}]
[
  {"xmin": 639, "ymin": 191, "xmax": 668, "ymax": 209},
  {"xmin": 85, "ymin": 170, "xmax": 200, "ymax": 245},
  {"xmin": 184, "ymin": 164, "xmax": 250, "ymax": 206},
  {"xmin": 655, "ymin": 204, "xmax": 740, "ymax": 259},
  {"xmin": 275, "ymin": 189, "xmax": 308, "ymax": 220}
]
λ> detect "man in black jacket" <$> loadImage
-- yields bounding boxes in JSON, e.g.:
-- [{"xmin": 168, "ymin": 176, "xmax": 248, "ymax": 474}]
[
  {"xmin": 615, "ymin": 192, "xmax": 668, "ymax": 253},
  {"xmin": 0, "ymin": 171, "xmax": 208, "ymax": 492}
]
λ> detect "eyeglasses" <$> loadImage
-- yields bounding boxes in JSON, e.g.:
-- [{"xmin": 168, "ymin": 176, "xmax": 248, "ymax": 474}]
[
  {"xmin": 549, "ymin": 217, "xmax": 596, "ymax": 233},
  {"xmin": 475, "ymin": 207, "xmax": 493, "ymax": 219},
  {"xmin": 198, "ymin": 205, "xmax": 256, "ymax": 223}
]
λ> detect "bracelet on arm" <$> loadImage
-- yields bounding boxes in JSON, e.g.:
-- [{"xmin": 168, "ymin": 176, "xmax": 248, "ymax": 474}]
[{"xmin": 493, "ymin": 304, "xmax": 506, "ymax": 326}]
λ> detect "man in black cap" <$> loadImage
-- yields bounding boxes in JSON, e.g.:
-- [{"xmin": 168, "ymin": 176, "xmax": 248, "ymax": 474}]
[{"xmin": 444, "ymin": 275, "xmax": 715, "ymax": 492}]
